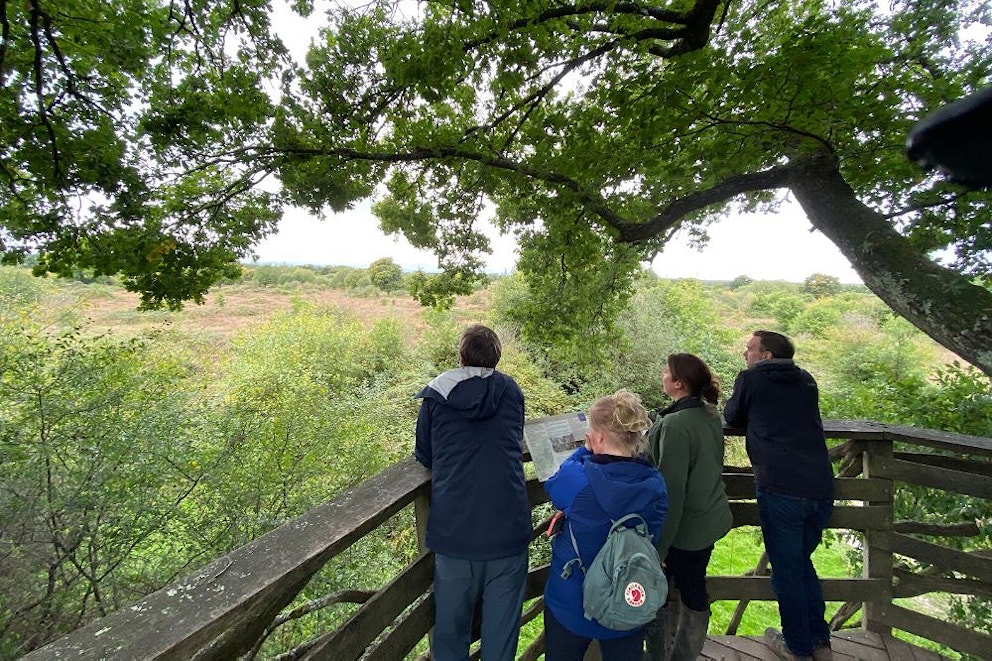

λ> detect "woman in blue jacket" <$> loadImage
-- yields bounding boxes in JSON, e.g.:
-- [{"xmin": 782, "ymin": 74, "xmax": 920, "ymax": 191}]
[{"xmin": 543, "ymin": 389, "xmax": 668, "ymax": 660}]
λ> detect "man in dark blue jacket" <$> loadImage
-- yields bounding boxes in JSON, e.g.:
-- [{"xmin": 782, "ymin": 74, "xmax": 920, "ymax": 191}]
[
  {"xmin": 724, "ymin": 330, "xmax": 834, "ymax": 661},
  {"xmin": 415, "ymin": 324, "xmax": 531, "ymax": 661}
]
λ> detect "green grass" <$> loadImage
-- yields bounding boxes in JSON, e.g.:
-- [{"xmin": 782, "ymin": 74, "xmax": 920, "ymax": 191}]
[{"xmin": 708, "ymin": 526, "xmax": 852, "ymax": 636}]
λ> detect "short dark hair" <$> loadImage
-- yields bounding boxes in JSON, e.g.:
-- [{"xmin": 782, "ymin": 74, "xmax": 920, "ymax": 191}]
[
  {"xmin": 459, "ymin": 324, "xmax": 501, "ymax": 368},
  {"xmin": 754, "ymin": 330, "xmax": 795, "ymax": 359}
]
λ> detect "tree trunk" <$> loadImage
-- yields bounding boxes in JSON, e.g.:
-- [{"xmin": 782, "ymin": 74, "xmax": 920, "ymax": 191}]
[{"xmin": 789, "ymin": 155, "xmax": 992, "ymax": 377}]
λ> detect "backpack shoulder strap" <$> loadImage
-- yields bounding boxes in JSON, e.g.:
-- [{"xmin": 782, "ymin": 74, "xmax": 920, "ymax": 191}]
[
  {"xmin": 611, "ymin": 512, "xmax": 650, "ymax": 536},
  {"xmin": 561, "ymin": 520, "xmax": 585, "ymax": 579}
]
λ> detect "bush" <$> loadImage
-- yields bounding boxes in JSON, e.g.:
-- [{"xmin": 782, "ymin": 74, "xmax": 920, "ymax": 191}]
[
  {"xmin": 0, "ymin": 323, "xmax": 210, "ymax": 651},
  {"xmin": 0, "ymin": 265, "xmax": 49, "ymax": 312},
  {"xmin": 802, "ymin": 273, "xmax": 841, "ymax": 298}
]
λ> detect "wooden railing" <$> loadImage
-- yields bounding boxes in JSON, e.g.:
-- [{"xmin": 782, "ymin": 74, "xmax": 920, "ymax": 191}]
[{"xmin": 25, "ymin": 421, "xmax": 992, "ymax": 660}]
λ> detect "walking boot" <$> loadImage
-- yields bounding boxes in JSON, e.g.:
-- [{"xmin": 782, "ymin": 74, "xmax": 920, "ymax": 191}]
[
  {"xmin": 643, "ymin": 596, "xmax": 680, "ymax": 660},
  {"xmin": 765, "ymin": 627, "xmax": 813, "ymax": 661},
  {"xmin": 644, "ymin": 590, "xmax": 682, "ymax": 661},
  {"xmin": 670, "ymin": 606, "xmax": 709, "ymax": 660}
]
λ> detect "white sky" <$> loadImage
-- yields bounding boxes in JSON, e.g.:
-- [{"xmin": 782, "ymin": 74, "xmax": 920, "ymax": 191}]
[{"xmin": 251, "ymin": 200, "xmax": 862, "ymax": 283}]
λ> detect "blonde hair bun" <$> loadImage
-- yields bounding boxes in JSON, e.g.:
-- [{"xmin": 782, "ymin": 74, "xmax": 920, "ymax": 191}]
[{"xmin": 611, "ymin": 389, "xmax": 650, "ymax": 433}]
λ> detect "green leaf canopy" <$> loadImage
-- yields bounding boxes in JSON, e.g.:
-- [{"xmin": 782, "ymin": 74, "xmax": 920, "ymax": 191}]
[{"xmin": 3, "ymin": 0, "xmax": 992, "ymax": 372}]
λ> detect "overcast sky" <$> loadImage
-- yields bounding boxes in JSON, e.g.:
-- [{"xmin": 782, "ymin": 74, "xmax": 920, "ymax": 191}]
[{"xmin": 251, "ymin": 199, "xmax": 862, "ymax": 283}]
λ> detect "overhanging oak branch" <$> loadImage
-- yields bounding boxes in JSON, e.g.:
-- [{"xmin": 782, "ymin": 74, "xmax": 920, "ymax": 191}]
[
  {"xmin": 614, "ymin": 162, "xmax": 798, "ymax": 241},
  {"xmin": 267, "ymin": 145, "xmax": 632, "ymax": 229}
]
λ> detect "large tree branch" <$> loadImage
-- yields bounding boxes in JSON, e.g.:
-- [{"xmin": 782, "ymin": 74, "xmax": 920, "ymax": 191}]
[
  {"xmin": 614, "ymin": 163, "xmax": 798, "ymax": 242},
  {"xmin": 789, "ymin": 153, "xmax": 992, "ymax": 376},
  {"xmin": 454, "ymin": 0, "xmax": 723, "ymax": 146},
  {"xmin": 28, "ymin": 1, "xmax": 62, "ymax": 185},
  {"xmin": 462, "ymin": 0, "xmax": 723, "ymax": 56},
  {"xmin": 464, "ymin": 0, "xmax": 708, "ymax": 48},
  {"xmin": 463, "ymin": 38, "xmax": 619, "ymax": 149},
  {"xmin": 0, "ymin": 0, "xmax": 9, "ymax": 87},
  {"xmin": 267, "ymin": 144, "xmax": 633, "ymax": 228}
]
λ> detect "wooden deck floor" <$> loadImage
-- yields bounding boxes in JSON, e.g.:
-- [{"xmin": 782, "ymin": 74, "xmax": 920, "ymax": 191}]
[{"xmin": 700, "ymin": 630, "xmax": 949, "ymax": 660}]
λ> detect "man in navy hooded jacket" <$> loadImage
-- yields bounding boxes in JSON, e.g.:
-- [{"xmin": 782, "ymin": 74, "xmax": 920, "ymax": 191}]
[
  {"xmin": 415, "ymin": 324, "xmax": 531, "ymax": 661},
  {"xmin": 724, "ymin": 330, "xmax": 834, "ymax": 661}
]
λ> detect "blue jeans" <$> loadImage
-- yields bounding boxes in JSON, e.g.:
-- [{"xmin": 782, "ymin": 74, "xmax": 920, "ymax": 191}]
[
  {"xmin": 433, "ymin": 551, "xmax": 528, "ymax": 661},
  {"xmin": 757, "ymin": 487, "xmax": 833, "ymax": 657}
]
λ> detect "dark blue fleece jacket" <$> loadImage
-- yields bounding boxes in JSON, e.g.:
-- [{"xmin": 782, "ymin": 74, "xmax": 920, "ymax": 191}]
[
  {"xmin": 724, "ymin": 359, "xmax": 834, "ymax": 500},
  {"xmin": 544, "ymin": 447, "xmax": 668, "ymax": 639},
  {"xmin": 415, "ymin": 367, "xmax": 531, "ymax": 560}
]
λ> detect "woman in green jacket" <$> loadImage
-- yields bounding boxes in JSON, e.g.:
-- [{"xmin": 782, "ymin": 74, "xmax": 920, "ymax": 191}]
[{"xmin": 644, "ymin": 353, "xmax": 733, "ymax": 660}]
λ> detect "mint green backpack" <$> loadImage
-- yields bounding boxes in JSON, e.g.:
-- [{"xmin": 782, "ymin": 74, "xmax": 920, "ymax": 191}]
[{"xmin": 564, "ymin": 512, "xmax": 668, "ymax": 631}]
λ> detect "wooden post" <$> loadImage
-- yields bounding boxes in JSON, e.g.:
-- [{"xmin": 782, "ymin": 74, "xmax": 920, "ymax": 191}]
[
  {"xmin": 414, "ymin": 485, "xmax": 433, "ymax": 656},
  {"xmin": 414, "ymin": 486, "xmax": 430, "ymax": 554},
  {"xmin": 861, "ymin": 438, "xmax": 894, "ymax": 636}
]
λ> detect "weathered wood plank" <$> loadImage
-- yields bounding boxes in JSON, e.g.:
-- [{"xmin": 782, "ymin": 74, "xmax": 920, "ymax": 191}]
[
  {"xmin": 833, "ymin": 628, "xmax": 886, "ymax": 649},
  {"xmin": 704, "ymin": 635, "xmax": 765, "ymax": 659},
  {"xmin": 880, "ymin": 633, "xmax": 946, "ymax": 661},
  {"xmin": 729, "ymin": 502, "xmax": 891, "ymax": 530},
  {"xmin": 893, "ymin": 569, "xmax": 992, "ymax": 599},
  {"xmin": 873, "ymin": 456, "xmax": 992, "ymax": 499},
  {"xmin": 872, "ymin": 603, "xmax": 992, "ymax": 659},
  {"xmin": 722, "ymin": 475, "xmax": 891, "ymax": 501},
  {"xmin": 525, "ymin": 564, "xmax": 550, "ymax": 601},
  {"xmin": 700, "ymin": 639, "xmax": 748, "ymax": 659},
  {"xmin": 881, "ymin": 424, "xmax": 992, "ymax": 457},
  {"xmin": 822, "ymin": 420, "xmax": 890, "ymax": 440},
  {"xmin": 893, "ymin": 520, "xmax": 980, "ymax": 537},
  {"xmin": 519, "ymin": 630, "xmax": 545, "ymax": 661},
  {"xmin": 722, "ymin": 473, "xmax": 756, "ymax": 499},
  {"xmin": 302, "ymin": 552, "xmax": 434, "ymax": 658},
  {"xmin": 724, "ymin": 420, "xmax": 889, "ymax": 441},
  {"xmin": 706, "ymin": 577, "xmax": 887, "ymax": 602},
  {"xmin": 863, "ymin": 440, "xmax": 894, "ymax": 636},
  {"xmin": 726, "ymin": 553, "xmax": 768, "ymax": 635},
  {"xmin": 527, "ymin": 477, "xmax": 550, "ymax": 507},
  {"xmin": 361, "ymin": 591, "xmax": 434, "ymax": 661},
  {"xmin": 521, "ymin": 596, "xmax": 544, "ymax": 626},
  {"xmin": 24, "ymin": 457, "xmax": 433, "ymax": 660},
  {"xmin": 414, "ymin": 492, "xmax": 430, "ymax": 553},
  {"xmin": 892, "ymin": 533, "xmax": 992, "ymax": 584},
  {"xmin": 726, "ymin": 419, "xmax": 992, "ymax": 457},
  {"xmin": 828, "ymin": 632, "xmax": 891, "ymax": 661},
  {"xmin": 894, "ymin": 451, "xmax": 992, "ymax": 478}
]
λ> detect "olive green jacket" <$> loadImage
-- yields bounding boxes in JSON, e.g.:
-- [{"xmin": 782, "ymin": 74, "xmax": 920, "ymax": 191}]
[{"xmin": 648, "ymin": 398, "xmax": 733, "ymax": 558}]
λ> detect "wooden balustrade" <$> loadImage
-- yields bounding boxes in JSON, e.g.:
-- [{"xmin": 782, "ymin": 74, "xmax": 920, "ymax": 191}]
[{"xmin": 24, "ymin": 421, "xmax": 992, "ymax": 660}]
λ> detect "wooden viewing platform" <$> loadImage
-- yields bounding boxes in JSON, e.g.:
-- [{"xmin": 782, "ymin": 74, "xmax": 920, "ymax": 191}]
[{"xmin": 24, "ymin": 420, "xmax": 992, "ymax": 660}]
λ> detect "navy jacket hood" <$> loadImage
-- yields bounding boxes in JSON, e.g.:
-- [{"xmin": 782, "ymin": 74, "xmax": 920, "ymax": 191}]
[
  {"xmin": 418, "ymin": 366, "xmax": 507, "ymax": 421},
  {"xmin": 757, "ymin": 359, "xmax": 810, "ymax": 385}
]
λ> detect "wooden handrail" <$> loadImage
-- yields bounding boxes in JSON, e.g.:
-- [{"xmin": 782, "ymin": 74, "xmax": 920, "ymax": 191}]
[
  {"xmin": 24, "ymin": 457, "xmax": 432, "ymax": 660},
  {"xmin": 24, "ymin": 421, "xmax": 992, "ymax": 660}
]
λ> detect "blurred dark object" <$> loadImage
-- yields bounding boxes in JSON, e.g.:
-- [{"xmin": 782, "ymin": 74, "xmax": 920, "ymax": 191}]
[{"xmin": 907, "ymin": 86, "xmax": 992, "ymax": 190}]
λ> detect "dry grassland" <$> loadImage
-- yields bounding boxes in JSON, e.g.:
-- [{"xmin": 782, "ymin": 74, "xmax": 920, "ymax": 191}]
[{"xmin": 67, "ymin": 282, "xmax": 492, "ymax": 349}]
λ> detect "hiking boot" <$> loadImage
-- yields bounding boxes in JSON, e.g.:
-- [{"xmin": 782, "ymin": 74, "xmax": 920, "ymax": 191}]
[
  {"xmin": 812, "ymin": 642, "xmax": 833, "ymax": 660},
  {"xmin": 671, "ymin": 606, "xmax": 710, "ymax": 660},
  {"xmin": 765, "ymin": 628, "xmax": 813, "ymax": 661}
]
